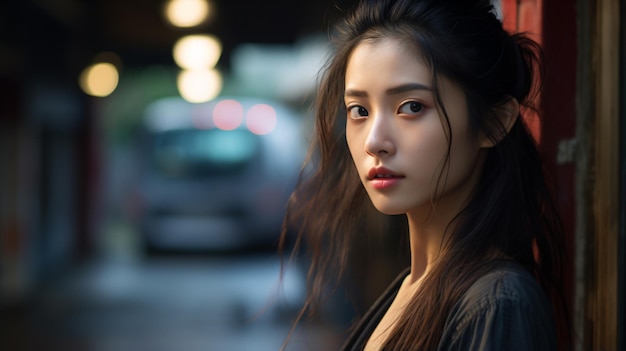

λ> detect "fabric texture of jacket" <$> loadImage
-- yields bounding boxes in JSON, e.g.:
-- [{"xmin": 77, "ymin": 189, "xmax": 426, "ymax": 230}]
[{"xmin": 340, "ymin": 260, "xmax": 556, "ymax": 350}]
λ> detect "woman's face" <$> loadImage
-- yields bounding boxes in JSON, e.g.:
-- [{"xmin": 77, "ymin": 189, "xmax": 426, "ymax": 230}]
[{"xmin": 344, "ymin": 38, "xmax": 487, "ymax": 218}]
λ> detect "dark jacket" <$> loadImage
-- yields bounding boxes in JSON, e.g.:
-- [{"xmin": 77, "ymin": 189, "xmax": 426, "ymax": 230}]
[{"xmin": 341, "ymin": 261, "xmax": 556, "ymax": 350}]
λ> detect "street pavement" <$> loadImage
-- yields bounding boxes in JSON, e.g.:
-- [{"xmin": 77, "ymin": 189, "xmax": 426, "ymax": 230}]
[{"xmin": 0, "ymin": 251, "xmax": 346, "ymax": 351}]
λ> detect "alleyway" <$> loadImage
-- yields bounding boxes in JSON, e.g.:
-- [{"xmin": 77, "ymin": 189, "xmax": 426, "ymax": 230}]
[{"xmin": 0, "ymin": 233, "xmax": 346, "ymax": 351}]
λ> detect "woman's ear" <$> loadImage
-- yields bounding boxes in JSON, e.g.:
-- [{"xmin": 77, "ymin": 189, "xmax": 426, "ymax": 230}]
[{"xmin": 479, "ymin": 97, "xmax": 519, "ymax": 148}]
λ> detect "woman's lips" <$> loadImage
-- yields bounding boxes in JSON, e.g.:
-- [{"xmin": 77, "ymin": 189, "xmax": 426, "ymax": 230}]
[
  {"xmin": 370, "ymin": 177, "xmax": 403, "ymax": 189},
  {"xmin": 367, "ymin": 167, "xmax": 405, "ymax": 189}
]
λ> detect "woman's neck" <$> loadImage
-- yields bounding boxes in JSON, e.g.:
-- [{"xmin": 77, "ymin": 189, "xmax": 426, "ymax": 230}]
[{"xmin": 405, "ymin": 210, "xmax": 455, "ymax": 285}]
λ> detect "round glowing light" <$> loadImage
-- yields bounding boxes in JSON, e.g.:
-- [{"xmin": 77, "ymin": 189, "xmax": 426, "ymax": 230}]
[
  {"xmin": 79, "ymin": 62, "xmax": 119, "ymax": 97},
  {"xmin": 246, "ymin": 104, "xmax": 277, "ymax": 135},
  {"xmin": 177, "ymin": 68, "xmax": 222, "ymax": 103},
  {"xmin": 173, "ymin": 34, "xmax": 222, "ymax": 70},
  {"xmin": 164, "ymin": 0, "xmax": 210, "ymax": 28},
  {"xmin": 213, "ymin": 99, "xmax": 244, "ymax": 131}
]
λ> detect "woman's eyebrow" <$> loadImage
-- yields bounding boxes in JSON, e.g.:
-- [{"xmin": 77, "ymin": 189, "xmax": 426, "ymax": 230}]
[
  {"xmin": 344, "ymin": 83, "xmax": 432, "ymax": 97},
  {"xmin": 386, "ymin": 83, "xmax": 432, "ymax": 95},
  {"xmin": 344, "ymin": 89, "xmax": 368, "ymax": 97}
]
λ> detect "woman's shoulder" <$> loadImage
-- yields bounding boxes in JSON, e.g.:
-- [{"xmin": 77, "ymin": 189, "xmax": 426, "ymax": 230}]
[
  {"xmin": 439, "ymin": 260, "xmax": 556, "ymax": 350},
  {"xmin": 452, "ymin": 260, "xmax": 553, "ymax": 320},
  {"xmin": 462, "ymin": 260, "xmax": 548, "ymax": 307}
]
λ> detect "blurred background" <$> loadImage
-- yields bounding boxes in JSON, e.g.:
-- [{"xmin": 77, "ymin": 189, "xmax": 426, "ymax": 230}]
[
  {"xmin": 1, "ymin": 0, "xmax": 624, "ymax": 350},
  {"xmin": 0, "ymin": 0, "xmax": 363, "ymax": 350}
]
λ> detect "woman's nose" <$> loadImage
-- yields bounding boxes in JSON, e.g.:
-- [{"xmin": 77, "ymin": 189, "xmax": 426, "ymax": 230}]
[{"xmin": 364, "ymin": 114, "xmax": 395, "ymax": 157}]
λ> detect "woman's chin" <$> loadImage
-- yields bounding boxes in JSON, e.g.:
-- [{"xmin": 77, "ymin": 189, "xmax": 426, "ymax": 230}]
[{"xmin": 371, "ymin": 203, "xmax": 407, "ymax": 216}]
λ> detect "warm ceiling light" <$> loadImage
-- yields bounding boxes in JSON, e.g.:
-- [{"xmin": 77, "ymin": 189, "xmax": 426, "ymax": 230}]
[
  {"xmin": 164, "ymin": 0, "xmax": 210, "ymax": 28},
  {"xmin": 79, "ymin": 62, "xmax": 119, "ymax": 97},
  {"xmin": 173, "ymin": 34, "xmax": 222, "ymax": 70},
  {"xmin": 177, "ymin": 68, "xmax": 222, "ymax": 103}
]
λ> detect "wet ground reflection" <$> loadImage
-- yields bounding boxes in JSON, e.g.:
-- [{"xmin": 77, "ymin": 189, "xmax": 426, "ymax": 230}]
[{"xmin": 1, "ymin": 250, "xmax": 344, "ymax": 351}]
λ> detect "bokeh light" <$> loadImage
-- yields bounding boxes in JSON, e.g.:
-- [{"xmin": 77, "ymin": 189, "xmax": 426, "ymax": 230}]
[
  {"xmin": 177, "ymin": 68, "xmax": 222, "ymax": 103},
  {"xmin": 164, "ymin": 0, "xmax": 211, "ymax": 28},
  {"xmin": 213, "ymin": 99, "xmax": 244, "ymax": 131},
  {"xmin": 246, "ymin": 104, "xmax": 277, "ymax": 135},
  {"xmin": 79, "ymin": 62, "xmax": 119, "ymax": 97},
  {"xmin": 173, "ymin": 34, "xmax": 222, "ymax": 70}
]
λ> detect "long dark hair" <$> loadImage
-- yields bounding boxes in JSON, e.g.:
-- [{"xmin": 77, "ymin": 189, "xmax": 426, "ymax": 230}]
[{"xmin": 280, "ymin": 0, "xmax": 572, "ymax": 349}]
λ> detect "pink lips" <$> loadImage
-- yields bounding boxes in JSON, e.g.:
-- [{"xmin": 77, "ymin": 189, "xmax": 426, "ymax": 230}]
[{"xmin": 367, "ymin": 166, "xmax": 405, "ymax": 190}]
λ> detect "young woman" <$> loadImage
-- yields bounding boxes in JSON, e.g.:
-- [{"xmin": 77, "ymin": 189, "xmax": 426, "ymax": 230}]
[{"xmin": 280, "ymin": 0, "xmax": 572, "ymax": 349}]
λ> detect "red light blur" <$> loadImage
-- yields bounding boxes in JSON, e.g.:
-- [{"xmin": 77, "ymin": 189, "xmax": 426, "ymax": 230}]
[
  {"xmin": 246, "ymin": 104, "xmax": 277, "ymax": 135},
  {"xmin": 213, "ymin": 99, "xmax": 244, "ymax": 131}
]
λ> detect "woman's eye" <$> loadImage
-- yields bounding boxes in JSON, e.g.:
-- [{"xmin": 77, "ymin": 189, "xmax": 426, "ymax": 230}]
[
  {"xmin": 347, "ymin": 105, "xmax": 369, "ymax": 119},
  {"xmin": 399, "ymin": 101, "xmax": 424, "ymax": 115}
]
